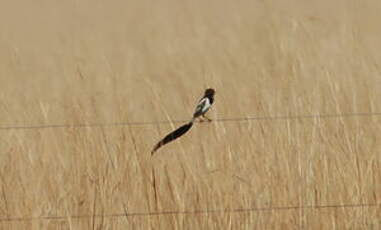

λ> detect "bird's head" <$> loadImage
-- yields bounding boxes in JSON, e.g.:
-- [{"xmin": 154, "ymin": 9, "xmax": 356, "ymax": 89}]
[{"xmin": 204, "ymin": 88, "xmax": 215, "ymax": 98}]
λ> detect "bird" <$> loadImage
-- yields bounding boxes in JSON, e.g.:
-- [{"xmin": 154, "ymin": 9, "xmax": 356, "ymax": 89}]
[
  {"xmin": 151, "ymin": 88, "xmax": 216, "ymax": 155},
  {"xmin": 192, "ymin": 88, "xmax": 215, "ymax": 122}
]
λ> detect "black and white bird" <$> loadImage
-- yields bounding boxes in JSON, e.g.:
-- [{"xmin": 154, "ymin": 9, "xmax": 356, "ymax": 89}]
[
  {"xmin": 192, "ymin": 88, "xmax": 215, "ymax": 122},
  {"xmin": 151, "ymin": 88, "xmax": 216, "ymax": 155}
]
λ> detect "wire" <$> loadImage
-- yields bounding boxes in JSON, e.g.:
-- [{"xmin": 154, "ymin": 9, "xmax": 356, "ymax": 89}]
[
  {"xmin": 0, "ymin": 202, "xmax": 378, "ymax": 222},
  {"xmin": 0, "ymin": 112, "xmax": 380, "ymax": 131}
]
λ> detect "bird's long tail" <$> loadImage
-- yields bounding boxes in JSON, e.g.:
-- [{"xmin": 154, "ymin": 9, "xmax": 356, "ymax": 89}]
[{"xmin": 151, "ymin": 120, "xmax": 194, "ymax": 155}]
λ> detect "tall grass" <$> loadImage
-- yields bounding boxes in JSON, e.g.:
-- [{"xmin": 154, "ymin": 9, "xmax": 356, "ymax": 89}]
[{"xmin": 0, "ymin": 0, "xmax": 380, "ymax": 228}]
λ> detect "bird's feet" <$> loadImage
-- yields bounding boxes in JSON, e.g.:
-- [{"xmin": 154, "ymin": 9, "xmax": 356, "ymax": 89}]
[{"xmin": 202, "ymin": 115, "xmax": 212, "ymax": 122}]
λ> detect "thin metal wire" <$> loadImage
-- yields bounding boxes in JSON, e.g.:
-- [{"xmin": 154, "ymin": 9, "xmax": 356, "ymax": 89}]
[
  {"xmin": 0, "ymin": 112, "xmax": 380, "ymax": 131},
  {"xmin": 0, "ymin": 202, "xmax": 378, "ymax": 222}
]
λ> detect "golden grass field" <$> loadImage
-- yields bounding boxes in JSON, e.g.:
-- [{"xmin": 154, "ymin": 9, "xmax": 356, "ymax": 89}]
[{"xmin": 0, "ymin": 0, "xmax": 381, "ymax": 229}]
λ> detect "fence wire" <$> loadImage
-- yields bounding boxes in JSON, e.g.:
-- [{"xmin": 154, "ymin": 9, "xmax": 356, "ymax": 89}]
[
  {"xmin": 1, "ymin": 112, "xmax": 380, "ymax": 131},
  {"xmin": 0, "ymin": 202, "xmax": 379, "ymax": 222}
]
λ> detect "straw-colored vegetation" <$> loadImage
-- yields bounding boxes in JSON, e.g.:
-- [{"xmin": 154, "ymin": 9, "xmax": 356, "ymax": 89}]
[{"xmin": 0, "ymin": 0, "xmax": 380, "ymax": 229}]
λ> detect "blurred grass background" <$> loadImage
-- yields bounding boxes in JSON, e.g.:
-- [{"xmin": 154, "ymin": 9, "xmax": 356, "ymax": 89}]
[{"xmin": 0, "ymin": 0, "xmax": 380, "ymax": 228}]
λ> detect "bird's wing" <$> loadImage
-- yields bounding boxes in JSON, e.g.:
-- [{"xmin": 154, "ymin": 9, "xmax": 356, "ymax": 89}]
[{"xmin": 193, "ymin": 98, "xmax": 211, "ymax": 117}]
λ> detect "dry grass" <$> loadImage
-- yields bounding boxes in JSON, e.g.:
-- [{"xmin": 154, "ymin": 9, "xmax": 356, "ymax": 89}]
[{"xmin": 0, "ymin": 0, "xmax": 381, "ymax": 229}]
